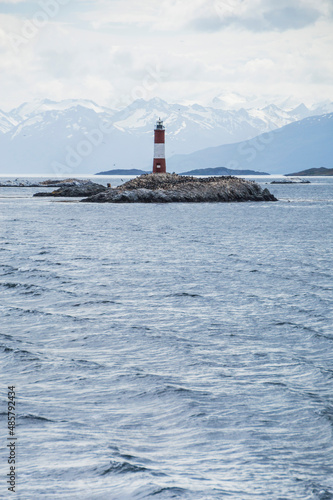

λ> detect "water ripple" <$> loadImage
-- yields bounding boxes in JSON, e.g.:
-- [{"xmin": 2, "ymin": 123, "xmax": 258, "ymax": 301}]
[{"xmin": 1, "ymin": 180, "xmax": 333, "ymax": 499}]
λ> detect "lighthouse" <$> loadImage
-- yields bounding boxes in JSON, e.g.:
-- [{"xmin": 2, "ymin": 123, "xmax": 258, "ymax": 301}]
[{"xmin": 153, "ymin": 118, "xmax": 166, "ymax": 174}]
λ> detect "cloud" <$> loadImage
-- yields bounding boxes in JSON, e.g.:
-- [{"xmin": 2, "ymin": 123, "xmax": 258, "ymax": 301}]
[
  {"xmin": 190, "ymin": 0, "xmax": 325, "ymax": 33},
  {"xmin": 262, "ymin": 5, "xmax": 322, "ymax": 31},
  {"xmin": 0, "ymin": 0, "xmax": 332, "ymax": 110},
  {"xmin": 0, "ymin": 1, "xmax": 38, "ymax": 16},
  {"xmin": 0, "ymin": 0, "xmax": 96, "ymax": 24}
]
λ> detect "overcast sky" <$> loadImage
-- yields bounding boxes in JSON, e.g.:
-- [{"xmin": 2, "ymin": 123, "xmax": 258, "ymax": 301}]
[{"xmin": 0, "ymin": 0, "xmax": 332, "ymax": 111}]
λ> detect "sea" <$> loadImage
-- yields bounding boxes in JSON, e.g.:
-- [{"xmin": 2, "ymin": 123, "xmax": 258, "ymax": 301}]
[{"xmin": 0, "ymin": 176, "xmax": 332, "ymax": 500}]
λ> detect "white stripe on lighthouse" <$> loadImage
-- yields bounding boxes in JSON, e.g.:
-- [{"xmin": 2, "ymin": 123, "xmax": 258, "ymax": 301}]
[{"xmin": 154, "ymin": 143, "xmax": 165, "ymax": 159}]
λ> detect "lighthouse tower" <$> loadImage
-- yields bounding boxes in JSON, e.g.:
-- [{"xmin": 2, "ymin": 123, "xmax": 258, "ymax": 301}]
[{"xmin": 153, "ymin": 118, "xmax": 166, "ymax": 174}]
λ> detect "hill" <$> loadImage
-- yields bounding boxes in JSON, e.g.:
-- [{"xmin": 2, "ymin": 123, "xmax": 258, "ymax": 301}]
[
  {"xmin": 167, "ymin": 114, "xmax": 333, "ymax": 175},
  {"xmin": 96, "ymin": 169, "xmax": 149, "ymax": 176},
  {"xmin": 180, "ymin": 167, "xmax": 269, "ymax": 176},
  {"xmin": 286, "ymin": 167, "xmax": 333, "ymax": 176}
]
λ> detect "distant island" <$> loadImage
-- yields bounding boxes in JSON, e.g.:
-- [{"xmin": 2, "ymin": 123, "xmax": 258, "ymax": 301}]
[
  {"xmin": 270, "ymin": 179, "xmax": 310, "ymax": 184},
  {"xmin": 286, "ymin": 167, "xmax": 333, "ymax": 176},
  {"xmin": 180, "ymin": 167, "xmax": 269, "ymax": 176},
  {"xmin": 96, "ymin": 169, "xmax": 149, "ymax": 175},
  {"xmin": 0, "ymin": 178, "xmax": 94, "ymax": 188},
  {"xmin": 95, "ymin": 167, "xmax": 269, "ymax": 176},
  {"xmin": 82, "ymin": 173, "xmax": 277, "ymax": 203}
]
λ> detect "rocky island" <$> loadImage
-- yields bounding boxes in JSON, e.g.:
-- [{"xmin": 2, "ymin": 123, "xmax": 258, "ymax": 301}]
[
  {"xmin": 81, "ymin": 173, "xmax": 277, "ymax": 203},
  {"xmin": 33, "ymin": 180, "xmax": 107, "ymax": 197},
  {"xmin": 1, "ymin": 178, "xmax": 98, "ymax": 188},
  {"xmin": 270, "ymin": 178, "xmax": 310, "ymax": 184}
]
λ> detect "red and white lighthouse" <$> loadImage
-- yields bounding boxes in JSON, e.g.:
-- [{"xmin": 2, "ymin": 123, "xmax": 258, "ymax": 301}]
[{"xmin": 153, "ymin": 118, "xmax": 166, "ymax": 174}]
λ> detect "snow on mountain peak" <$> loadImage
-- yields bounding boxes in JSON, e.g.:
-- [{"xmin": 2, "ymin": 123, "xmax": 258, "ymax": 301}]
[
  {"xmin": 212, "ymin": 92, "xmax": 249, "ymax": 110},
  {"xmin": 10, "ymin": 98, "xmax": 113, "ymax": 122},
  {"xmin": 0, "ymin": 110, "xmax": 18, "ymax": 134},
  {"xmin": 1, "ymin": 96, "xmax": 332, "ymax": 175}
]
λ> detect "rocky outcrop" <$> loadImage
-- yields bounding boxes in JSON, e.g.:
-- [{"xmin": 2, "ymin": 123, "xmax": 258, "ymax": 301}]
[
  {"xmin": 270, "ymin": 179, "xmax": 310, "ymax": 184},
  {"xmin": 0, "ymin": 179, "xmax": 41, "ymax": 187},
  {"xmin": 1, "ymin": 178, "xmax": 98, "ymax": 188},
  {"xmin": 81, "ymin": 173, "xmax": 277, "ymax": 203},
  {"xmin": 33, "ymin": 180, "xmax": 107, "ymax": 197}
]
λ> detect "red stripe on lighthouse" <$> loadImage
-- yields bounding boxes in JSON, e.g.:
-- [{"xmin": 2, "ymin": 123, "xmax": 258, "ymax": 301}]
[
  {"xmin": 154, "ymin": 129, "xmax": 165, "ymax": 143},
  {"xmin": 153, "ymin": 158, "xmax": 166, "ymax": 173}
]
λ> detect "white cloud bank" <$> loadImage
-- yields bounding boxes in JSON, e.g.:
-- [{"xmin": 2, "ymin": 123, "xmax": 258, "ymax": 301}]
[{"xmin": 0, "ymin": 0, "xmax": 332, "ymax": 110}]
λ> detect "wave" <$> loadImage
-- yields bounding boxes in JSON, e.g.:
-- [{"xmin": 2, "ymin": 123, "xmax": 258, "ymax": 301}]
[
  {"xmin": 100, "ymin": 460, "xmax": 149, "ymax": 476},
  {"xmin": 167, "ymin": 292, "xmax": 202, "ymax": 298},
  {"xmin": 0, "ymin": 345, "xmax": 41, "ymax": 361},
  {"xmin": 149, "ymin": 487, "xmax": 188, "ymax": 497},
  {"xmin": 7, "ymin": 306, "xmax": 53, "ymax": 317},
  {"xmin": 0, "ymin": 265, "xmax": 19, "ymax": 275},
  {"xmin": 70, "ymin": 359, "xmax": 105, "ymax": 370},
  {"xmin": 72, "ymin": 300, "xmax": 119, "ymax": 307},
  {"xmin": 1, "ymin": 282, "xmax": 44, "ymax": 297},
  {"xmin": 20, "ymin": 414, "xmax": 54, "ymax": 422}
]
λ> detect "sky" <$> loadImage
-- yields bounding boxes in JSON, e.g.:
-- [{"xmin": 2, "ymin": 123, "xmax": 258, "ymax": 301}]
[{"xmin": 0, "ymin": 0, "xmax": 332, "ymax": 111}]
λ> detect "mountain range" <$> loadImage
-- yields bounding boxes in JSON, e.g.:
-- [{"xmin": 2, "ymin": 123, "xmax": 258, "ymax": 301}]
[
  {"xmin": 168, "ymin": 113, "xmax": 333, "ymax": 175},
  {"xmin": 0, "ymin": 97, "xmax": 332, "ymax": 175}
]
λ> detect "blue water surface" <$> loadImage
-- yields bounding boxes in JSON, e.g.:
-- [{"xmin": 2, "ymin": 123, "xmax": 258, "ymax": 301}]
[{"xmin": 0, "ymin": 177, "xmax": 332, "ymax": 499}]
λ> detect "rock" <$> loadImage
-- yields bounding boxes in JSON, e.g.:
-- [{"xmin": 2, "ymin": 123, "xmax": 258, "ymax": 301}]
[
  {"xmin": 1, "ymin": 178, "xmax": 104, "ymax": 188},
  {"xmin": 81, "ymin": 173, "xmax": 277, "ymax": 203},
  {"xmin": 0, "ymin": 179, "xmax": 42, "ymax": 187},
  {"xmin": 270, "ymin": 178, "xmax": 310, "ymax": 184},
  {"xmin": 33, "ymin": 181, "xmax": 107, "ymax": 197},
  {"xmin": 38, "ymin": 178, "xmax": 96, "ymax": 187}
]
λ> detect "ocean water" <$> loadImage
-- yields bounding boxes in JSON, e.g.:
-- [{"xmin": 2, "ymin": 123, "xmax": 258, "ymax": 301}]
[{"xmin": 1, "ymin": 177, "xmax": 333, "ymax": 500}]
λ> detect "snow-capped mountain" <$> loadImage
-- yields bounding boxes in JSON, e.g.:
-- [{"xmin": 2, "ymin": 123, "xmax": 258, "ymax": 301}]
[
  {"xmin": 110, "ymin": 97, "xmax": 292, "ymax": 154},
  {"xmin": 0, "ymin": 97, "xmax": 332, "ymax": 175},
  {"xmin": 0, "ymin": 111, "xmax": 18, "ymax": 134},
  {"xmin": 0, "ymin": 103, "xmax": 116, "ymax": 176},
  {"xmin": 167, "ymin": 113, "xmax": 333, "ymax": 175},
  {"xmin": 9, "ymin": 98, "xmax": 113, "ymax": 122},
  {"xmin": 211, "ymin": 92, "xmax": 333, "ymax": 114}
]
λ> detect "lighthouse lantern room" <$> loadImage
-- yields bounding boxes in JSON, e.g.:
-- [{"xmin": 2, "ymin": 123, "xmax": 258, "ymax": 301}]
[{"xmin": 153, "ymin": 118, "xmax": 166, "ymax": 174}]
